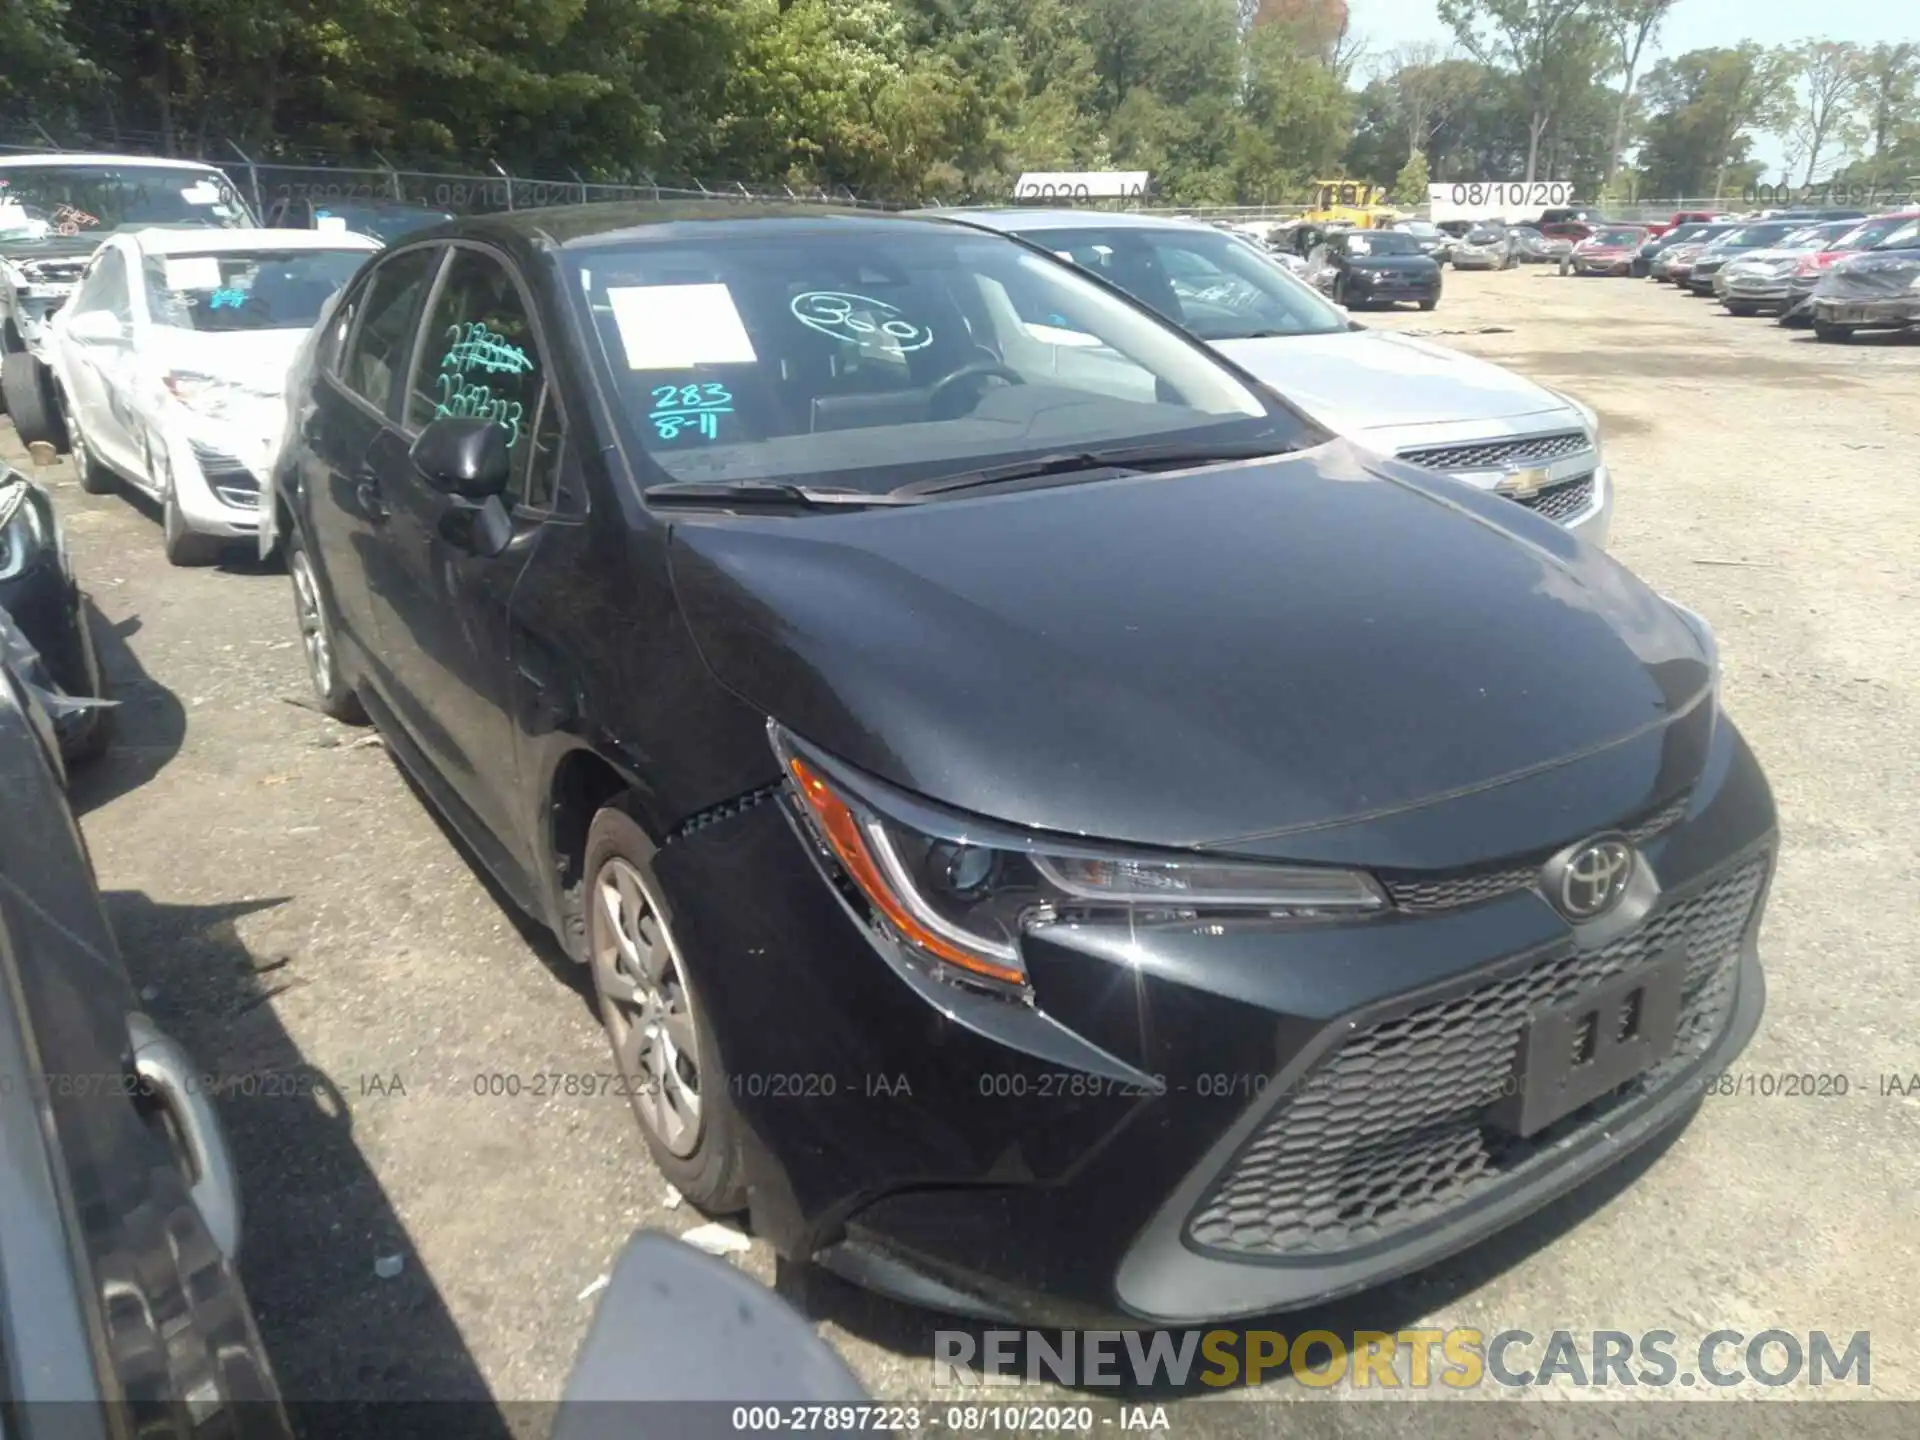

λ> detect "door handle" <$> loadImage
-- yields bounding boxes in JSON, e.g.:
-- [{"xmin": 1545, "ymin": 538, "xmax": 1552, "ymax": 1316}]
[{"xmin": 353, "ymin": 463, "xmax": 389, "ymax": 521}]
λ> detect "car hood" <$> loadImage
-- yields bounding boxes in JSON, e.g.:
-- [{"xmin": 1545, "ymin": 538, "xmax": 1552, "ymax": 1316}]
[
  {"xmin": 1213, "ymin": 330, "xmax": 1568, "ymax": 436},
  {"xmin": 145, "ymin": 326, "xmax": 309, "ymax": 397},
  {"xmin": 667, "ymin": 440, "xmax": 1710, "ymax": 853}
]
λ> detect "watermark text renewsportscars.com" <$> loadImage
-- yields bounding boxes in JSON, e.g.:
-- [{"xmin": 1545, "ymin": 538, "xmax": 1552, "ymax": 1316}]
[{"xmin": 934, "ymin": 1327, "xmax": 1871, "ymax": 1391}]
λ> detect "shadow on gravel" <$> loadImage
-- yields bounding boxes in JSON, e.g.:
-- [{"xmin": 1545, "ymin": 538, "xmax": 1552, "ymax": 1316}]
[
  {"xmin": 103, "ymin": 888, "xmax": 517, "ymax": 1439},
  {"xmin": 791, "ymin": 1115, "xmax": 1692, "ymax": 1399},
  {"xmin": 67, "ymin": 605, "xmax": 186, "ymax": 816}
]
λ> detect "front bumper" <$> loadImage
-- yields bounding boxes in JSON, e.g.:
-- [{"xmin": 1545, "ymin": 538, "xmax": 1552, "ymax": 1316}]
[
  {"xmin": 1347, "ymin": 275, "xmax": 1441, "ymax": 304},
  {"xmin": 1572, "ymin": 255, "xmax": 1632, "ymax": 275},
  {"xmin": 1812, "ymin": 294, "xmax": 1920, "ymax": 329},
  {"xmin": 653, "ymin": 718, "xmax": 1775, "ymax": 1325},
  {"xmin": 1723, "ymin": 277, "xmax": 1793, "ymax": 307},
  {"xmin": 157, "ymin": 414, "xmax": 269, "ymax": 539}
]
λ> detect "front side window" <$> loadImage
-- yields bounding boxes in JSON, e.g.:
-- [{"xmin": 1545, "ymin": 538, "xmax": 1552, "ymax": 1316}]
[
  {"xmin": 1015, "ymin": 226, "xmax": 1346, "ymax": 342},
  {"xmin": 339, "ymin": 247, "xmax": 441, "ymax": 411},
  {"xmin": 0, "ymin": 165, "xmax": 249, "ymax": 236},
  {"xmin": 404, "ymin": 248, "xmax": 552, "ymax": 505},
  {"xmin": 142, "ymin": 249, "xmax": 370, "ymax": 332},
  {"xmin": 71, "ymin": 248, "xmax": 132, "ymax": 321},
  {"xmin": 570, "ymin": 223, "xmax": 1294, "ymax": 494}
]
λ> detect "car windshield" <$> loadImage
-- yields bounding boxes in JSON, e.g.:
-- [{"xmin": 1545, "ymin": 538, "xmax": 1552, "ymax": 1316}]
[
  {"xmin": 1662, "ymin": 225, "xmax": 1708, "ymax": 243},
  {"xmin": 569, "ymin": 223, "xmax": 1302, "ymax": 494},
  {"xmin": 1401, "ymin": 221, "xmax": 1440, "ymax": 237},
  {"xmin": 1465, "ymin": 228, "xmax": 1503, "ymax": 243},
  {"xmin": 0, "ymin": 164, "xmax": 250, "ymax": 239},
  {"xmin": 1871, "ymin": 218, "xmax": 1920, "ymax": 250},
  {"xmin": 1014, "ymin": 224, "xmax": 1347, "ymax": 342},
  {"xmin": 319, "ymin": 204, "xmax": 454, "ymax": 244},
  {"xmin": 1510, "ymin": 226, "xmax": 1541, "ymax": 239},
  {"xmin": 1719, "ymin": 224, "xmax": 1794, "ymax": 249},
  {"xmin": 142, "ymin": 249, "xmax": 371, "ymax": 331},
  {"xmin": 1593, "ymin": 228, "xmax": 1645, "ymax": 245},
  {"xmin": 1831, "ymin": 215, "xmax": 1912, "ymax": 249},
  {"xmin": 1345, "ymin": 232, "xmax": 1420, "ymax": 256}
]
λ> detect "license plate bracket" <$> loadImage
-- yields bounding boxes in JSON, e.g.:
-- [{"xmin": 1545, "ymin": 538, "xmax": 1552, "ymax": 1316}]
[{"xmin": 1489, "ymin": 949, "xmax": 1688, "ymax": 1138}]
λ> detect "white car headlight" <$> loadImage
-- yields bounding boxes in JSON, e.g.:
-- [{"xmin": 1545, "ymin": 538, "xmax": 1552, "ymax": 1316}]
[{"xmin": 164, "ymin": 370, "xmax": 261, "ymax": 420}]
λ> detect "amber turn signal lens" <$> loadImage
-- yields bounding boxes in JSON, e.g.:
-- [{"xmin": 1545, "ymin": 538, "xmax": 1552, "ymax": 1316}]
[{"xmin": 786, "ymin": 757, "xmax": 1027, "ymax": 987}]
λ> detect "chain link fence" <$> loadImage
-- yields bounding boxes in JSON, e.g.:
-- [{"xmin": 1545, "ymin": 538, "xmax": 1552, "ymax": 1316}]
[{"xmin": 0, "ymin": 123, "xmax": 898, "ymax": 218}]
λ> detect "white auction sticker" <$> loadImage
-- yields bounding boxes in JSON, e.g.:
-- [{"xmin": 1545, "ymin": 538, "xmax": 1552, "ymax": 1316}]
[
  {"xmin": 163, "ymin": 256, "xmax": 224, "ymax": 291},
  {"xmin": 180, "ymin": 181, "xmax": 223, "ymax": 205},
  {"xmin": 606, "ymin": 284, "xmax": 757, "ymax": 369}
]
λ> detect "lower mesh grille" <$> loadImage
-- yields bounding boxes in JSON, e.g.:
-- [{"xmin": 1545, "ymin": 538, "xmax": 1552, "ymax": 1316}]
[
  {"xmin": 1185, "ymin": 851, "xmax": 1768, "ymax": 1259},
  {"xmin": 1519, "ymin": 474, "xmax": 1596, "ymax": 524}
]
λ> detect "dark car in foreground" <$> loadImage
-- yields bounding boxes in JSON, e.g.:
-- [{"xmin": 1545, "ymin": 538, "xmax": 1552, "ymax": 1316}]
[
  {"xmin": 275, "ymin": 202, "xmax": 1776, "ymax": 1325},
  {"xmin": 0, "ymin": 461, "xmax": 109, "ymax": 763},
  {"xmin": 1306, "ymin": 227, "xmax": 1443, "ymax": 309},
  {"xmin": 0, "ymin": 664, "xmax": 290, "ymax": 1433}
]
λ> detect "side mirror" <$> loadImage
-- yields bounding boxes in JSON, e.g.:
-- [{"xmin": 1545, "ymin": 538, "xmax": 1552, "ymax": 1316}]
[
  {"xmin": 409, "ymin": 416, "xmax": 510, "ymax": 499},
  {"xmin": 66, "ymin": 310, "xmax": 126, "ymax": 346}
]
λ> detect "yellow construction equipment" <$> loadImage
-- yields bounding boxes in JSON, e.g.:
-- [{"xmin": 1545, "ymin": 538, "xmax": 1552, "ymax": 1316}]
[{"xmin": 1303, "ymin": 180, "xmax": 1399, "ymax": 229}]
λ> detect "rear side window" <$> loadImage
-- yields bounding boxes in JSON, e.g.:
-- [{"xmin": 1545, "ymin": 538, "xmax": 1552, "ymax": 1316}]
[{"xmin": 339, "ymin": 247, "xmax": 440, "ymax": 412}]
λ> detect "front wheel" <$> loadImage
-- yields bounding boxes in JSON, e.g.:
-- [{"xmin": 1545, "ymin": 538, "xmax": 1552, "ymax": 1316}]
[
  {"xmin": 1725, "ymin": 302, "xmax": 1756, "ymax": 317},
  {"xmin": 1813, "ymin": 319, "xmax": 1854, "ymax": 343},
  {"xmin": 69, "ymin": 420, "xmax": 115, "ymax": 495},
  {"xmin": 2, "ymin": 352, "xmax": 67, "ymax": 451},
  {"xmin": 584, "ymin": 803, "xmax": 747, "ymax": 1214},
  {"xmin": 286, "ymin": 534, "xmax": 366, "ymax": 722},
  {"xmin": 1419, "ymin": 296, "xmax": 1438, "ymax": 311}
]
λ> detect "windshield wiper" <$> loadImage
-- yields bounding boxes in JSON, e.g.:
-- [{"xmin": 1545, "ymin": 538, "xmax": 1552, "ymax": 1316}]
[
  {"xmin": 642, "ymin": 479, "xmax": 922, "ymax": 510},
  {"xmin": 896, "ymin": 440, "xmax": 1294, "ymax": 499}
]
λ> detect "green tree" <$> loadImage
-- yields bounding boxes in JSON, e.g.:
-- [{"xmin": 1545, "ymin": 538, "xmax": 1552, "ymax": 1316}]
[
  {"xmin": 1597, "ymin": 0, "xmax": 1682, "ymax": 184},
  {"xmin": 1438, "ymin": 0, "xmax": 1609, "ymax": 182},
  {"xmin": 1392, "ymin": 148, "xmax": 1431, "ymax": 203},
  {"xmin": 1784, "ymin": 41, "xmax": 1866, "ymax": 185},
  {"xmin": 1637, "ymin": 44, "xmax": 1797, "ymax": 198}
]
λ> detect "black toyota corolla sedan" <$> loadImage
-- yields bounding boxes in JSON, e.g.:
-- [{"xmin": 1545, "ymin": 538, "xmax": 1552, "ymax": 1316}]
[{"xmin": 275, "ymin": 203, "xmax": 1775, "ymax": 1325}]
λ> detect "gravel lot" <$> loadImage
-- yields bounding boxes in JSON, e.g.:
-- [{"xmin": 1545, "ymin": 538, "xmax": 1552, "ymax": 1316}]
[{"xmin": 6, "ymin": 267, "xmax": 1917, "ymax": 1427}]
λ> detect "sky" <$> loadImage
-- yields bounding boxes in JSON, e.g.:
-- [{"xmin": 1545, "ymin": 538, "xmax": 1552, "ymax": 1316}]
[{"xmin": 1345, "ymin": 0, "xmax": 1913, "ymax": 178}]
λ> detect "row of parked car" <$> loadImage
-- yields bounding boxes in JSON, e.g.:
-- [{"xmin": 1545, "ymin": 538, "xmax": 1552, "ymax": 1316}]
[
  {"xmin": 1639, "ymin": 210, "xmax": 1920, "ymax": 341},
  {"xmin": 1, "ymin": 153, "xmax": 1779, "ymax": 1411}
]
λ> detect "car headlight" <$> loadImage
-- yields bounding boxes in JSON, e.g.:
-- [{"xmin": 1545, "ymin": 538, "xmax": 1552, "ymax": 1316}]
[
  {"xmin": 770, "ymin": 725, "xmax": 1386, "ymax": 995},
  {"xmin": 0, "ymin": 481, "xmax": 49, "ymax": 582},
  {"xmin": 164, "ymin": 370, "xmax": 258, "ymax": 420}
]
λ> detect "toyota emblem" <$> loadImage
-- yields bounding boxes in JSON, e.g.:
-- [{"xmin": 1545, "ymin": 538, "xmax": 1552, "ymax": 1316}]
[{"xmin": 1551, "ymin": 838, "xmax": 1635, "ymax": 921}]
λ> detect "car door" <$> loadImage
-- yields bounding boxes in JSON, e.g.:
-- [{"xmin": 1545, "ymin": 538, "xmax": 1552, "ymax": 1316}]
[
  {"xmin": 58, "ymin": 245, "xmax": 144, "ymax": 475},
  {"xmin": 367, "ymin": 242, "xmax": 564, "ymax": 868},
  {"xmin": 300, "ymin": 243, "xmax": 444, "ymax": 690}
]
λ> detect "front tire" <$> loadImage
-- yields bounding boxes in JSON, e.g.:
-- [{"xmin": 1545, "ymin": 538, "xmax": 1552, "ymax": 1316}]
[
  {"xmin": 1813, "ymin": 319, "xmax": 1854, "ymax": 343},
  {"xmin": 2, "ymin": 352, "xmax": 67, "ymax": 451},
  {"xmin": 286, "ymin": 533, "xmax": 366, "ymax": 722},
  {"xmin": 584, "ymin": 803, "xmax": 747, "ymax": 1214},
  {"xmin": 1725, "ymin": 302, "xmax": 1756, "ymax": 317},
  {"xmin": 1419, "ymin": 296, "xmax": 1438, "ymax": 311},
  {"xmin": 69, "ymin": 420, "xmax": 116, "ymax": 495}
]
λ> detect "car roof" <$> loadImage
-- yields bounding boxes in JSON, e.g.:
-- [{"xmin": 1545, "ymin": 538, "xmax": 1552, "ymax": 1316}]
[
  {"xmin": 124, "ymin": 226, "xmax": 382, "ymax": 254},
  {"xmin": 0, "ymin": 153, "xmax": 229, "ymax": 172},
  {"xmin": 917, "ymin": 207, "xmax": 1212, "ymax": 236},
  {"xmin": 411, "ymin": 201, "xmax": 959, "ymax": 257}
]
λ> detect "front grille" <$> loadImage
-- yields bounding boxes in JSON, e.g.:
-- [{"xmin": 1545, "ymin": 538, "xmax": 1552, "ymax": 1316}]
[
  {"xmin": 1381, "ymin": 791, "xmax": 1690, "ymax": 915},
  {"xmin": 1396, "ymin": 431, "xmax": 1590, "ymax": 473},
  {"xmin": 1517, "ymin": 473, "xmax": 1596, "ymax": 524},
  {"xmin": 1186, "ymin": 851, "xmax": 1768, "ymax": 1259}
]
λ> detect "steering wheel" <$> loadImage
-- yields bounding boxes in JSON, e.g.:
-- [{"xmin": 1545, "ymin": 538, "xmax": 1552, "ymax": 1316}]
[{"xmin": 927, "ymin": 359, "xmax": 1025, "ymax": 419}]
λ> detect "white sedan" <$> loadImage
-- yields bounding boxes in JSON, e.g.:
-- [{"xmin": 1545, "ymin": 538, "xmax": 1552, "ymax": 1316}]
[{"xmin": 44, "ymin": 227, "xmax": 380, "ymax": 564}]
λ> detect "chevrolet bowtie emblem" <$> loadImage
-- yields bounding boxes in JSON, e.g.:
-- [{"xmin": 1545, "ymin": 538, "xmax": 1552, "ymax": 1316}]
[{"xmin": 1498, "ymin": 466, "xmax": 1550, "ymax": 498}]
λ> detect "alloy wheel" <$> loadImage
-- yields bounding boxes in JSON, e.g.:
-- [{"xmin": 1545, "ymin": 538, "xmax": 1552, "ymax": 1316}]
[
  {"xmin": 590, "ymin": 857, "xmax": 704, "ymax": 1158},
  {"xmin": 289, "ymin": 550, "xmax": 336, "ymax": 699}
]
